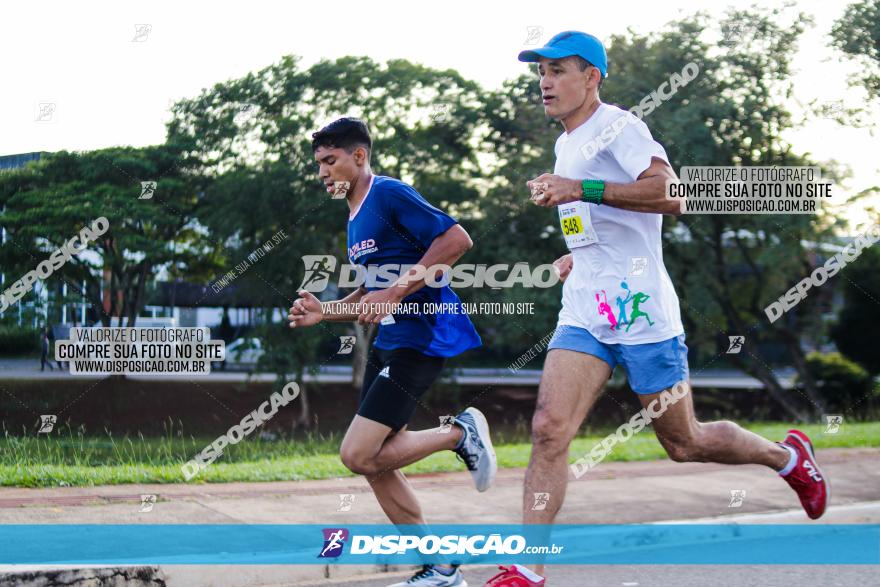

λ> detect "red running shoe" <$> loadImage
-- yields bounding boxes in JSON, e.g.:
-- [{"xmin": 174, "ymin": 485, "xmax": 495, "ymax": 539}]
[
  {"xmin": 780, "ymin": 429, "xmax": 830, "ymax": 519},
  {"xmin": 482, "ymin": 565, "xmax": 545, "ymax": 587}
]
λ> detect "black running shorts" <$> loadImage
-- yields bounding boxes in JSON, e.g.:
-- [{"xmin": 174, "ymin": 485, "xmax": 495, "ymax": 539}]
[{"xmin": 357, "ymin": 345, "xmax": 446, "ymax": 432}]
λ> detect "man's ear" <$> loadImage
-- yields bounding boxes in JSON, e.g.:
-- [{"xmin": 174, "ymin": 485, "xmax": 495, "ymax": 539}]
[{"xmin": 354, "ymin": 146, "xmax": 369, "ymax": 166}]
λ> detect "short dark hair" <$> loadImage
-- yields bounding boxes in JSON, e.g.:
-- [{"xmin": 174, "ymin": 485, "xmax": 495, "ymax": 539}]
[
  {"xmin": 311, "ymin": 117, "xmax": 372, "ymax": 154},
  {"xmin": 572, "ymin": 56, "xmax": 603, "ymax": 89}
]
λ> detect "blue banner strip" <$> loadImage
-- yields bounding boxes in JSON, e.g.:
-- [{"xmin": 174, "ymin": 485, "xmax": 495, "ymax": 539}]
[{"xmin": 0, "ymin": 524, "xmax": 877, "ymax": 565}]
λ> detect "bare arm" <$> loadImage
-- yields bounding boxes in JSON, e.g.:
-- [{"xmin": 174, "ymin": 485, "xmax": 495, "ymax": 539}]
[
  {"xmin": 321, "ymin": 286, "xmax": 368, "ymax": 322},
  {"xmin": 528, "ymin": 157, "xmax": 682, "ymax": 216},
  {"xmin": 358, "ymin": 224, "xmax": 474, "ymax": 323},
  {"xmin": 287, "ymin": 287, "xmax": 367, "ymax": 329}
]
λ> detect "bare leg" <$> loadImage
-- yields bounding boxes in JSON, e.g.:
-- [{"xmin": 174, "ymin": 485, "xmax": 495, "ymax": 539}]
[
  {"xmin": 340, "ymin": 415, "xmax": 463, "ymax": 474},
  {"xmin": 366, "ymin": 469, "xmax": 425, "ymax": 525},
  {"xmin": 339, "ymin": 416, "xmax": 463, "ymax": 525},
  {"xmin": 525, "ymin": 349, "xmax": 611, "ymax": 576},
  {"xmin": 642, "ymin": 381, "xmax": 789, "ymax": 469}
]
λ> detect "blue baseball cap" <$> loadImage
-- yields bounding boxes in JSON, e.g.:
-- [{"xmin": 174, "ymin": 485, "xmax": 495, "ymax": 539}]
[{"xmin": 518, "ymin": 30, "xmax": 608, "ymax": 78}]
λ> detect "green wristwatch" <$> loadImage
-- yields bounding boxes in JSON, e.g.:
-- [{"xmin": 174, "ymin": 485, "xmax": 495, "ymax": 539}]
[{"xmin": 581, "ymin": 179, "xmax": 605, "ymax": 205}]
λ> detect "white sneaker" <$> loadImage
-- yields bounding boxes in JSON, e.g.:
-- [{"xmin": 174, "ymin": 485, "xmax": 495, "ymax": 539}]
[
  {"xmin": 453, "ymin": 407, "xmax": 497, "ymax": 492},
  {"xmin": 387, "ymin": 564, "xmax": 467, "ymax": 586}
]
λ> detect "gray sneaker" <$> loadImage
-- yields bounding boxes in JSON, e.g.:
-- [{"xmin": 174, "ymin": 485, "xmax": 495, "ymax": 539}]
[
  {"xmin": 387, "ymin": 564, "xmax": 467, "ymax": 586},
  {"xmin": 453, "ymin": 407, "xmax": 497, "ymax": 492}
]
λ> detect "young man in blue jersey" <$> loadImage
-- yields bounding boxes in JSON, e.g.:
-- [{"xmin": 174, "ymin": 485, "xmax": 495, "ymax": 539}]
[{"xmin": 288, "ymin": 117, "xmax": 496, "ymax": 587}]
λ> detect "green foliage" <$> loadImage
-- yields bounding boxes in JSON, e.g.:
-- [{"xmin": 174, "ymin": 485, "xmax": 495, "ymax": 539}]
[
  {"xmin": 3, "ymin": 421, "xmax": 878, "ymax": 487},
  {"xmin": 831, "ymin": 245, "xmax": 880, "ymax": 374},
  {"xmin": 832, "ymin": 0, "xmax": 880, "ymax": 99},
  {"xmin": 0, "ymin": 145, "xmax": 215, "ymax": 326},
  {"xmin": 0, "ymin": 326, "xmax": 39, "ymax": 355},
  {"xmin": 803, "ymin": 351, "xmax": 877, "ymax": 413}
]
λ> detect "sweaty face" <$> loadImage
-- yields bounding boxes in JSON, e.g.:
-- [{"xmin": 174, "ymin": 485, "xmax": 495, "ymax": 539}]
[
  {"xmin": 314, "ymin": 146, "xmax": 359, "ymax": 195},
  {"xmin": 537, "ymin": 57, "xmax": 594, "ymax": 120}
]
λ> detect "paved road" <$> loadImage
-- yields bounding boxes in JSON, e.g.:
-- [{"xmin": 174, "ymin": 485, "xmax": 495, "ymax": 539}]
[
  {"xmin": 1, "ymin": 448, "xmax": 877, "ymax": 586},
  {"xmin": 290, "ymin": 562, "xmax": 879, "ymax": 587}
]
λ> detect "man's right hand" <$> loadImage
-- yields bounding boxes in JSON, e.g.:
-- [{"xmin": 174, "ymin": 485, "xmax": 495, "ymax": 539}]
[
  {"xmin": 288, "ymin": 291, "xmax": 324, "ymax": 328},
  {"xmin": 553, "ymin": 253, "xmax": 573, "ymax": 283}
]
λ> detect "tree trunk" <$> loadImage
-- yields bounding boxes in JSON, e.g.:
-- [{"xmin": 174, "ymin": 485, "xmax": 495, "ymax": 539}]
[
  {"xmin": 781, "ymin": 332, "xmax": 826, "ymax": 419},
  {"xmin": 126, "ymin": 261, "xmax": 149, "ymax": 327},
  {"xmin": 294, "ymin": 378, "xmax": 311, "ymax": 430}
]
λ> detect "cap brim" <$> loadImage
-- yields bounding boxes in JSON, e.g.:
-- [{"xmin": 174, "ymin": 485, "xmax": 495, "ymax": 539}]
[{"xmin": 518, "ymin": 47, "xmax": 576, "ymax": 62}]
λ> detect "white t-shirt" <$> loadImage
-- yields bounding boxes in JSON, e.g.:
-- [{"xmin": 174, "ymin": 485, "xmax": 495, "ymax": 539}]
[{"xmin": 554, "ymin": 102, "xmax": 684, "ymax": 345}]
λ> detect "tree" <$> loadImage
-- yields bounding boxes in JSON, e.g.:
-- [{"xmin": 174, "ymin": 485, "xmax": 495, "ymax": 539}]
[
  {"xmin": 831, "ymin": 0, "xmax": 880, "ymax": 100},
  {"xmin": 0, "ymin": 145, "xmax": 210, "ymax": 327}
]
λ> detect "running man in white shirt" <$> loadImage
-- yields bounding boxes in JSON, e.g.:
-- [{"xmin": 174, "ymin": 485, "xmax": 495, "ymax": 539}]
[{"xmin": 481, "ymin": 31, "xmax": 829, "ymax": 587}]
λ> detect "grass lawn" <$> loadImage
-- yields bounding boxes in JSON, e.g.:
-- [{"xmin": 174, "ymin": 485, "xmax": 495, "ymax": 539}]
[{"xmin": 2, "ymin": 422, "xmax": 878, "ymax": 488}]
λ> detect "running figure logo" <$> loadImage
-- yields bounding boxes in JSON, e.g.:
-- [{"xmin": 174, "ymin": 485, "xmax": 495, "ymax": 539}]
[
  {"xmin": 318, "ymin": 528, "xmax": 349, "ymax": 558},
  {"xmin": 824, "ymin": 415, "xmax": 843, "ymax": 435},
  {"xmin": 299, "ymin": 255, "xmax": 337, "ymax": 292},
  {"xmin": 531, "ymin": 492, "xmax": 550, "ymax": 510},
  {"xmin": 596, "ymin": 281, "xmax": 655, "ymax": 333},
  {"xmin": 38, "ymin": 415, "xmax": 57, "ymax": 434},
  {"xmin": 727, "ymin": 336, "xmax": 745, "ymax": 354},
  {"xmin": 139, "ymin": 494, "xmax": 157, "ymax": 513},
  {"xmin": 728, "ymin": 489, "xmax": 746, "ymax": 508},
  {"xmin": 139, "ymin": 181, "xmax": 157, "ymax": 200},
  {"xmin": 337, "ymin": 336, "xmax": 356, "ymax": 355},
  {"xmin": 337, "ymin": 494, "xmax": 355, "ymax": 512}
]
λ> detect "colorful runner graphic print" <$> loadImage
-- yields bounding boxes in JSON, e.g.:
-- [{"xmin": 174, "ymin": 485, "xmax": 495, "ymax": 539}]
[{"xmin": 597, "ymin": 281, "xmax": 656, "ymax": 333}]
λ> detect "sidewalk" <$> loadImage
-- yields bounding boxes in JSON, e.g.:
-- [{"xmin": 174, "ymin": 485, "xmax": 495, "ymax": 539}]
[{"xmin": 1, "ymin": 448, "xmax": 878, "ymax": 586}]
